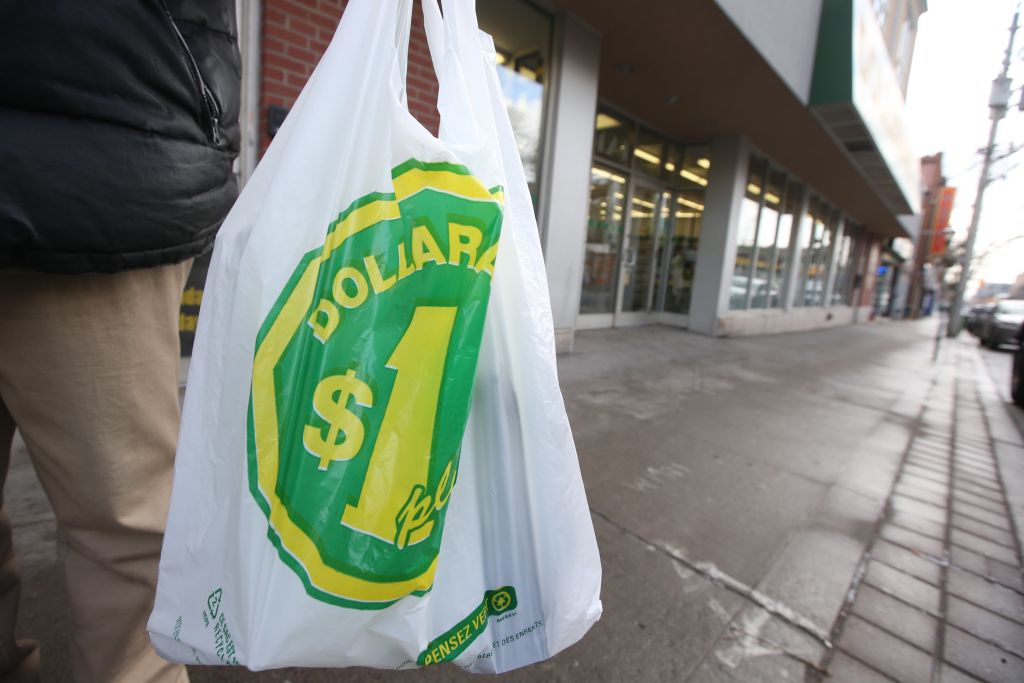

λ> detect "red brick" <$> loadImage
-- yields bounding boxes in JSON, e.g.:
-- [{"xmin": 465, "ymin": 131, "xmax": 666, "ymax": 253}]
[
  {"xmin": 264, "ymin": 67, "xmax": 286, "ymax": 83},
  {"xmin": 263, "ymin": 37, "xmax": 286, "ymax": 55},
  {"xmin": 263, "ymin": 80, "xmax": 301, "ymax": 99},
  {"xmin": 265, "ymin": 7, "xmax": 286, "ymax": 25},
  {"xmin": 286, "ymin": 45, "xmax": 318, "ymax": 64},
  {"xmin": 263, "ymin": 52, "xmax": 307, "ymax": 75},
  {"xmin": 289, "ymin": 18, "xmax": 317, "ymax": 36},
  {"xmin": 308, "ymin": 12, "xmax": 338, "ymax": 31},
  {"xmin": 285, "ymin": 71, "xmax": 311, "ymax": 88},
  {"xmin": 265, "ymin": 23, "xmax": 308, "ymax": 48}
]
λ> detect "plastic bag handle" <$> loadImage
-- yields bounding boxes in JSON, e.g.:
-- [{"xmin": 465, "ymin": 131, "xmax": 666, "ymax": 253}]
[
  {"xmin": 420, "ymin": 0, "xmax": 446, "ymax": 74},
  {"xmin": 393, "ymin": 0, "xmax": 415, "ymax": 104}
]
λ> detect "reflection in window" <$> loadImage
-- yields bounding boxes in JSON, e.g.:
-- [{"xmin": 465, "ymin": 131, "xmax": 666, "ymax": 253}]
[
  {"xmin": 659, "ymin": 190, "xmax": 704, "ymax": 314},
  {"xmin": 593, "ymin": 109, "xmax": 632, "ymax": 165},
  {"xmin": 730, "ymin": 158, "xmax": 765, "ymax": 310},
  {"xmin": 795, "ymin": 198, "xmax": 839, "ymax": 308},
  {"xmin": 633, "ymin": 128, "xmax": 664, "ymax": 177},
  {"xmin": 830, "ymin": 227, "xmax": 857, "ymax": 306},
  {"xmin": 478, "ymin": 0, "xmax": 552, "ymax": 210},
  {"xmin": 580, "ymin": 166, "xmax": 627, "ymax": 314}
]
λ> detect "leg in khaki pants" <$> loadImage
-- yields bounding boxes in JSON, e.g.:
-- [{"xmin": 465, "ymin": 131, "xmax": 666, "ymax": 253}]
[{"xmin": 0, "ymin": 262, "xmax": 192, "ymax": 683}]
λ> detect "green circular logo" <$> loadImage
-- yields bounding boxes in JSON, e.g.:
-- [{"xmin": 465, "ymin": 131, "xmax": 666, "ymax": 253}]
[{"xmin": 247, "ymin": 160, "xmax": 503, "ymax": 609}]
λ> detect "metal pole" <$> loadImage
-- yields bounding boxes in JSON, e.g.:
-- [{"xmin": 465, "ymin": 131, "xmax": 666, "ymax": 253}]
[{"xmin": 947, "ymin": 9, "xmax": 1019, "ymax": 337}]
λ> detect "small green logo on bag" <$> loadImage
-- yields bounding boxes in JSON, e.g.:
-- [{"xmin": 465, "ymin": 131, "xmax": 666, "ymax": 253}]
[
  {"xmin": 247, "ymin": 159, "xmax": 503, "ymax": 609},
  {"xmin": 418, "ymin": 586, "xmax": 518, "ymax": 666}
]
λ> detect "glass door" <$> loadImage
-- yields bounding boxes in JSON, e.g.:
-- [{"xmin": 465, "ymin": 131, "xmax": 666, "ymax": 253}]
[
  {"xmin": 578, "ymin": 165, "xmax": 628, "ymax": 328},
  {"xmin": 614, "ymin": 182, "xmax": 669, "ymax": 326},
  {"xmin": 653, "ymin": 190, "xmax": 703, "ymax": 321}
]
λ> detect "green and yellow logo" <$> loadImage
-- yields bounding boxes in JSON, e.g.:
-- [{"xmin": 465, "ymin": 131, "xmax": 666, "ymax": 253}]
[
  {"xmin": 247, "ymin": 159, "xmax": 503, "ymax": 609},
  {"xmin": 418, "ymin": 586, "xmax": 518, "ymax": 666}
]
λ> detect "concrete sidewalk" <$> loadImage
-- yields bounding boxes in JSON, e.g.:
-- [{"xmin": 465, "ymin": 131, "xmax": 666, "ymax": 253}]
[{"xmin": 9, "ymin": 320, "xmax": 1024, "ymax": 681}]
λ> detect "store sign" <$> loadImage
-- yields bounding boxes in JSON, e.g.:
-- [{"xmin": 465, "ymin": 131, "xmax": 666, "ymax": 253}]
[
  {"xmin": 810, "ymin": 0, "xmax": 920, "ymax": 214},
  {"xmin": 850, "ymin": 0, "xmax": 918, "ymax": 209},
  {"xmin": 929, "ymin": 187, "xmax": 956, "ymax": 254}
]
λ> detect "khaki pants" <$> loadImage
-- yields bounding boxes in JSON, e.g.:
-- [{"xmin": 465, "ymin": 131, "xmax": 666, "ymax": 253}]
[{"xmin": 0, "ymin": 263, "xmax": 191, "ymax": 683}]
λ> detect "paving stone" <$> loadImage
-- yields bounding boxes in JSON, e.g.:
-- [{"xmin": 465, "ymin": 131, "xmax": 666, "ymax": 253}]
[
  {"xmin": 904, "ymin": 463, "xmax": 950, "ymax": 486},
  {"xmin": 985, "ymin": 557, "xmax": 1024, "ymax": 593},
  {"xmin": 908, "ymin": 449, "xmax": 948, "ymax": 465},
  {"xmin": 955, "ymin": 445, "xmax": 991, "ymax": 460},
  {"xmin": 863, "ymin": 559, "xmax": 941, "ymax": 615},
  {"xmin": 871, "ymin": 538, "xmax": 942, "ymax": 587},
  {"xmin": 950, "ymin": 544, "xmax": 989, "ymax": 575},
  {"xmin": 954, "ymin": 473, "xmax": 1000, "ymax": 492},
  {"xmin": 826, "ymin": 652, "xmax": 896, "ymax": 682},
  {"xmin": 836, "ymin": 615, "xmax": 933, "ymax": 683},
  {"xmin": 952, "ymin": 513, "xmax": 1017, "ymax": 548},
  {"xmin": 954, "ymin": 499, "xmax": 1013, "ymax": 530},
  {"xmin": 955, "ymin": 478, "xmax": 1007, "ymax": 502},
  {"xmin": 890, "ymin": 496, "xmax": 948, "ymax": 528},
  {"xmin": 954, "ymin": 455, "xmax": 993, "ymax": 471},
  {"xmin": 950, "ymin": 528, "xmax": 1018, "ymax": 566},
  {"xmin": 892, "ymin": 509, "xmax": 946, "ymax": 540},
  {"xmin": 947, "ymin": 569, "xmax": 1024, "ymax": 624},
  {"xmin": 850, "ymin": 584, "xmax": 939, "ymax": 652},
  {"xmin": 939, "ymin": 662, "xmax": 984, "ymax": 682},
  {"xmin": 897, "ymin": 473, "xmax": 949, "ymax": 497},
  {"xmin": 907, "ymin": 457, "xmax": 950, "ymax": 474},
  {"xmin": 944, "ymin": 625, "xmax": 1024, "ymax": 683},
  {"xmin": 947, "ymin": 595, "xmax": 1024, "ymax": 659},
  {"xmin": 953, "ymin": 473, "xmax": 1001, "ymax": 497},
  {"xmin": 879, "ymin": 523, "xmax": 945, "ymax": 559},
  {"xmin": 953, "ymin": 489, "xmax": 1004, "ymax": 514},
  {"xmin": 896, "ymin": 482, "xmax": 949, "ymax": 508}
]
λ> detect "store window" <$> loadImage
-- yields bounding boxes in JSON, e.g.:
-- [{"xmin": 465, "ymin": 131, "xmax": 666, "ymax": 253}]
[
  {"xmin": 830, "ymin": 225, "xmax": 859, "ymax": 306},
  {"xmin": 593, "ymin": 109, "xmax": 632, "ymax": 166},
  {"xmin": 477, "ymin": 0, "xmax": 553, "ymax": 209},
  {"xmin": 795, "ymin": 198, "xmax": 839, "ymax": 307},
  {"xmin": 580, "ymin": 165, "xmax": 627, "ymax": 314},
  {"xmin": 730, "ymin": 158, "xmax": 766, "ymax": 310},
  {"xmin": 730, "ymin": 157, "xmax": 801, "ymax": 311}
]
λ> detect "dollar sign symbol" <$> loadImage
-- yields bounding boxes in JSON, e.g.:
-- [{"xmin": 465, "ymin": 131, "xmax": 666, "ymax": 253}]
[{"xmin": 302, "ymin": 369, "xmax": 373, "ymax": 470}]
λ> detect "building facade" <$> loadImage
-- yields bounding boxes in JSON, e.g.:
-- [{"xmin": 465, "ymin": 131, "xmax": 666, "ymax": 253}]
[
  {"xmin": 906, "ymin": 152, "xmax": 955, "ymax": 318},
  {"xmin": 183, "ymin": 0, "xmax": 925, "ymax": 353}
]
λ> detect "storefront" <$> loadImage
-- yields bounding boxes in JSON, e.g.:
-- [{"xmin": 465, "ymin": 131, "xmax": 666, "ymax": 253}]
[
  {"xmin": 579, "ymin": 108, "xmax": 709, "ymax": 329},
  {"xmin": 182, "ymin": 0, "xmax": 923, "ymax": 354}
]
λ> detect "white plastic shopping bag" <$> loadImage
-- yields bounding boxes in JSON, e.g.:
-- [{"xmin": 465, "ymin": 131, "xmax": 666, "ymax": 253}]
[{"xmin": 148, "ymin": 0, "xmax": 601, "ymax": 673}]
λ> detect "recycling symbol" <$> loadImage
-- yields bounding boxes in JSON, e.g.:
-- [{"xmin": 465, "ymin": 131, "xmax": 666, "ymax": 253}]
[{"xmin": 207, "ymin": 588, "xmax": 223, "ymax": 619}]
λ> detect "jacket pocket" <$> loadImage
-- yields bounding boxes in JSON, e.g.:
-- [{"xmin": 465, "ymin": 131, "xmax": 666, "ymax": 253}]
[{"xmin": 157, "ymin": 0, "xmax": 222, "ymax": 145}]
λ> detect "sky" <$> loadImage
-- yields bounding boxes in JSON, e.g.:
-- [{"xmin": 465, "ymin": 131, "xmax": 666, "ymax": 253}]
[
  {"xmin": 909, "ymin": 0, "xmax": 1019, "ymax": 290},
  {"xmin": 905, "ymin": 0, "xmax": 1024, "ymax": 291}
]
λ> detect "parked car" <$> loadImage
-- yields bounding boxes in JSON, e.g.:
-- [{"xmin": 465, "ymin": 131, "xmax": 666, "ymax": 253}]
[
  {"xmin": 978, "ymin": 299, "xmax": 1024, "ymax": 349},
  {"xmin": 965, "ymin": 303, "xmax": 994, "ymax": 337},
  {"xmin": 1013, "ymin": 322, "xmax": 1024, "ymax": 407}
]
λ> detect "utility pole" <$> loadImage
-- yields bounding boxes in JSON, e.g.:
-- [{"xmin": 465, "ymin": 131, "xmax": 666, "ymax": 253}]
[{"xmin": 947, "ymin": 8, "xmax": 1020, "ymax": 337}]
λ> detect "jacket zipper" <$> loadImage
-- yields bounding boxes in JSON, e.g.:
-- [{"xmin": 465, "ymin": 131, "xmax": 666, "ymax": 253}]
[{"xmin": 156, "ymin": 0, "xmax": 222, "ymax": 145}]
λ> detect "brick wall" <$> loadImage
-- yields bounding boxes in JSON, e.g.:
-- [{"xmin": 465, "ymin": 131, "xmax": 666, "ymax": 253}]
[{"xmin": 259, "ymin": 0, "xmax": 440, "ymax": 155}]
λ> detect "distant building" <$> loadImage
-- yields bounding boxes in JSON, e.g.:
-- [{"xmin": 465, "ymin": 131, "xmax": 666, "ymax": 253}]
[
  {"xmin": 1012, "ymin": 273, "xmax": 1024, "ymax": 299},
  {"xmin": 182, "ymin": 0, "xmax": 927, "ymax": 352},
  {"xmin": 906, "ymin": 153, "xmax": 955, "ymax": 318},
  {"xmin": 972, "ymin": 282, "xmax": 1013, "ymax": 303}
]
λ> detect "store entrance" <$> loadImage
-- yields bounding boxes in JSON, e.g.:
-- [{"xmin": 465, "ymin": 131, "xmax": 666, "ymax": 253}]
[
  {"xmin": 579, "ymin": 171, "xmax": 700, "ymax": 329},
  {"xmin": 577, "ymin": 108, "xmax": 708, "ymax": 331}
]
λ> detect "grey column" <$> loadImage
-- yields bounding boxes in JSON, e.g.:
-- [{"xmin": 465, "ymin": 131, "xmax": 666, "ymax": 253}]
[
  {"xmin": 536, "ymin": 13, "xmax": 601, "ymax": 353},
  {"xmin": 688, "ymin": 136, "xmax": 751, "ymax": 336},
  {"xmin": 822, "ymin": 215, "xmax": 845, "ymax": 308},
  {"xmin": 782, "ymin": 188, "xmax": 810, "ymax": 311}
]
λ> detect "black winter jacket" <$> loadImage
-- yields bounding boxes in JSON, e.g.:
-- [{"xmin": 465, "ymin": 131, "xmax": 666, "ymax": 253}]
[{"xmin": 0, "ymin": 0, "xmax": 241, "ymax": 274}]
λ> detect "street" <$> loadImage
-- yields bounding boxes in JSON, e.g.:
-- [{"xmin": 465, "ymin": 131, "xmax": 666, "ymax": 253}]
[{"xmin": 10, "ymin": 320, "xmax": 1024, "ymax": 682}]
